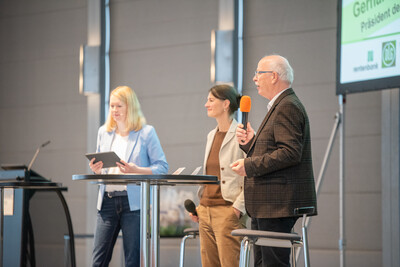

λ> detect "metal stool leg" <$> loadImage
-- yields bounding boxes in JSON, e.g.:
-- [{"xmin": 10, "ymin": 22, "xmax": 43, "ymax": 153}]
[
  {"xmin": 179, "ymin": 229, "xmax": 199, "ymax": 267},
  {"xmin": 179, "ymin": 234, "xmax": 194, "ymax": 267},
  {"xmin": 302, "ymin": 214, "xmax": 310, "ymax": 267},
  {"xmin": 291, "ymin": 246, "xmax": 296, "ymax": 267},
  {"xmin": 239, "ymin": 237, "xmax": 252, "ymax": 267}
]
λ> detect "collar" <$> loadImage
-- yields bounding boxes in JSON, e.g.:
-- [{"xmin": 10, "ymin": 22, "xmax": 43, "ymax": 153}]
[{"xmin": 267, "ymin": 88, "xmax": 290, "ymax": 111}]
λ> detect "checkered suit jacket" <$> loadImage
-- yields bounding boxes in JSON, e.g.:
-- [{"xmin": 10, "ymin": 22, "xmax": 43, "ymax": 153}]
[{"xmin": 241, "ymin": 88, "xmax": 317, "ymax": 218}]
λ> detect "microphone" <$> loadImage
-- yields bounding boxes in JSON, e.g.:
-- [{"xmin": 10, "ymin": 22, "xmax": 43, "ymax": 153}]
[
  {"xmin": 184, "ymin": 199, "xmax": 198, "ymax": 216},
  {"xmin": 240, "ymin": 96, "xmax": 251, "ymax": 130},
  {"xmin": 27, "ymin": 140, "xmax": 51, "ymax": 171}
]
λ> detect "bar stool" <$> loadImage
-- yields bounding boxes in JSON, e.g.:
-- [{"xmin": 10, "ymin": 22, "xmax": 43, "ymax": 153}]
[
  {"xmin": 231, "ymin": 207, "xmax": 315, "ymax": 267},
  {"xmin": 179, "ymin": 228, "xmax": 199, "ymax": 267}
]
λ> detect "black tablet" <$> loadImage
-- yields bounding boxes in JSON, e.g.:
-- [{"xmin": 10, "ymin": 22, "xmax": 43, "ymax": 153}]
[{"xmin": 85, "ymin": 152, "xmax": 121, "ymax": 168}]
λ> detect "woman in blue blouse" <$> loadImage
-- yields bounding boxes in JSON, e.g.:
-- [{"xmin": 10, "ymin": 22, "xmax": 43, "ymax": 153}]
[{"xmin": 89, "ymin": 86, "xmax": 168, "ymax": 267}]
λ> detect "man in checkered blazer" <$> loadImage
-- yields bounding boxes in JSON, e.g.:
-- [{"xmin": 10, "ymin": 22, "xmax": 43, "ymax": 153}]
[{"xmin": 231, "ymin": 54, "xmax": 317, "ymax": 267}]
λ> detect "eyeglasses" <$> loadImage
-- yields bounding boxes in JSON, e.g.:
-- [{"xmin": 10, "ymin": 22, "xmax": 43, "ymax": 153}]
[{"xmin": 254, "ymin": 70, "xmax": 274, "ymax": 76}]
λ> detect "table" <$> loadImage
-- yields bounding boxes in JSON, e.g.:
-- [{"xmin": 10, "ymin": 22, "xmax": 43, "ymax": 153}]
[{"xmin": 72, "ymin": 174, "xmax": 218, "ymax": 267}]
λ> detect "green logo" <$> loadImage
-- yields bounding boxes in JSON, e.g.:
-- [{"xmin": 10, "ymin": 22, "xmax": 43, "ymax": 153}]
[
  {"xmin": 382, "ymin": 41, "xmax": 396, "ymax": 68},
  {"xmin": 367, "ymin": 51, "xmax": 373, "ymax": 62}
]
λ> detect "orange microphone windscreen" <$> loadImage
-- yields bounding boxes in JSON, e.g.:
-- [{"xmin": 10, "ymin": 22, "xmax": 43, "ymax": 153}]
[{"xmin": 240, "ymin": 96, "xmax": 251, "ymax": 112}]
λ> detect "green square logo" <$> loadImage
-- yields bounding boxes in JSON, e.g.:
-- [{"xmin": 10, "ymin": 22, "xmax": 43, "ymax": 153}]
[
  {"xmin": 367, "ymin": 50, "xmax": 373, "ymax": 62},
  {"xmin": 382, "ymin": 41, "xmax": 396, "ymax": 68}
]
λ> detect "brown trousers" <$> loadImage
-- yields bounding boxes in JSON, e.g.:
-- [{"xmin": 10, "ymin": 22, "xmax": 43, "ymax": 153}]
[{"xmin": 198, "ymin": 205, "xmax": 244, "ymax": 267}]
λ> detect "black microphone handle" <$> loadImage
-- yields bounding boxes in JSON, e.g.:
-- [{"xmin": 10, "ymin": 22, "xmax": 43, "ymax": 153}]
[{"xmin": 242, "ymin": 112, "xmax": 248, "ymax": 130}]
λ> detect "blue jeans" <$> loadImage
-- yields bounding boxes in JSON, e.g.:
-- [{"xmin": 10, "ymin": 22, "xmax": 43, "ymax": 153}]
[{"xmin": 92, "ymin": 195, "xmax": 140, "ymax": 267}]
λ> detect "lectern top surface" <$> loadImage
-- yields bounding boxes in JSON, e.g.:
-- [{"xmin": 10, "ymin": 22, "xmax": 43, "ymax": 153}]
[{"xmin": 0, "ymin": 181, "xmax": 63, "ymax": 189}]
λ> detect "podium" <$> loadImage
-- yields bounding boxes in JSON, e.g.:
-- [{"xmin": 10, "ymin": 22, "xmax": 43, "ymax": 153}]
[
  {"xmin": 0, "ymin": 166, "xmax": 75, "ymax": 267},
  {"xmin": 73, "ymin": 173, "xmax": 218, "ymax": 267}
]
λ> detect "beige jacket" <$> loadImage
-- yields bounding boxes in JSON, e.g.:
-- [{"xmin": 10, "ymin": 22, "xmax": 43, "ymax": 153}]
[{"xmin": 198, "ymin": 119, "xmax": 246, "ymax": 214}]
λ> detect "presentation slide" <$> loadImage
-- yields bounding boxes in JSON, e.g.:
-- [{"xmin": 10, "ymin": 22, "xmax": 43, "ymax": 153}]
[{"xmin": 338, "ymin": 0, "xmax": 400, "ymax": 93}]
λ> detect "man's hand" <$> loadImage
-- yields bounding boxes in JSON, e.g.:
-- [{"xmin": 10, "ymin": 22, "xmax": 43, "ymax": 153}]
[
  {"xmin": 236, "ymin": 122, "xmax": 255, "ymax": 145},
  {"xmin": 230, "ymin": 159, "xmax": 247, "ymax": 176}
]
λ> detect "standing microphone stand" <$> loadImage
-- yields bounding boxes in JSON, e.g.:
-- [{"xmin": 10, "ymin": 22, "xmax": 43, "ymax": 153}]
[
  {"xmin": 295, "ymin": 95, "xmax": 346, "ymax": 267},
  {"xmin": 295, "ymin": 112, "xmax": 340, "ymax": 262}
]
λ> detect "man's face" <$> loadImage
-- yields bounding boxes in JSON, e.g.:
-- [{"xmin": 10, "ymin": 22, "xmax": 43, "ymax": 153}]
[{"xmin": 253, "ymin": 58, "xmax": 273, "ymax": 100}]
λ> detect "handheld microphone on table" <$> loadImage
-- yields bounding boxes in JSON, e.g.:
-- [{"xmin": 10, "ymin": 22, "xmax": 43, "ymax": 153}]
[
  {"xmin": 240, "ymin": 96, "xmax": 251, "ymax": 130},
  {"xmin": 184, "ymin": 199, "xmax": 198, "ymax": 216},
  {"xmin": 28, "ymin": 140, "xmax": 51, "ymax": 171}
]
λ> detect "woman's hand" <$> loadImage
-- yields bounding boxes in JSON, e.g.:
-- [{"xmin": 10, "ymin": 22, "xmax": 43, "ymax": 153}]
[
  {"xmin": 116, "ymin": 160, "xmax": 140, "ymax": 173},
  {"xmin": 233, "ymin": 207, "xmax": 241, "ymax": 219},
  {"xmin": 189, "ymin": 212, "xmax": 199, "ymax": 223},
  {"xmin": 89, "ymin": 158, "xmax": 103, "ymax": 174}
]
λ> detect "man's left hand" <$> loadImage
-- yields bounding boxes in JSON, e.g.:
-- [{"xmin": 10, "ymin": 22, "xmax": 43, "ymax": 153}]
[{"xmin": 230, "ymin": 159, "xmax": 247, "ymax": 176}]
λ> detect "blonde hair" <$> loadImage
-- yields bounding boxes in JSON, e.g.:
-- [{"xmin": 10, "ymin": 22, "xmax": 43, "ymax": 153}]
[{"xmin": 105, "ymin": 86, "xmax": 146, "ymax": 132}]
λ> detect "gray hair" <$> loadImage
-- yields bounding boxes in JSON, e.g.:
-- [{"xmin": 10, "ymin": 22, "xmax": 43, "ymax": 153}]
[{"xmin": 265, "ymin": 54, "xmax": 294, "ymax": 86}]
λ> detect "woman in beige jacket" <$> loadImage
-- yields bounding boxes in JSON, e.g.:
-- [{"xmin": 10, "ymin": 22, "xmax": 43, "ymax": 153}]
[{"xmin": 190, "ymin": 84, "xmax": 246, "ymax": 267}]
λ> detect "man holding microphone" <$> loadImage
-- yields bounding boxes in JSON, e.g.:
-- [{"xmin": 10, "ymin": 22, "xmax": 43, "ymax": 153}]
[{"xmin": 231, "ymin": 54, "xmax": 317, "ymax": 267}]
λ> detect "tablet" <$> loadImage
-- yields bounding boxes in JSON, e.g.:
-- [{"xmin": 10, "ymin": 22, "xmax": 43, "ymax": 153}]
[{"xmin": 85, "ymin": 152, "xmax": 121, "ymax": 168}]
